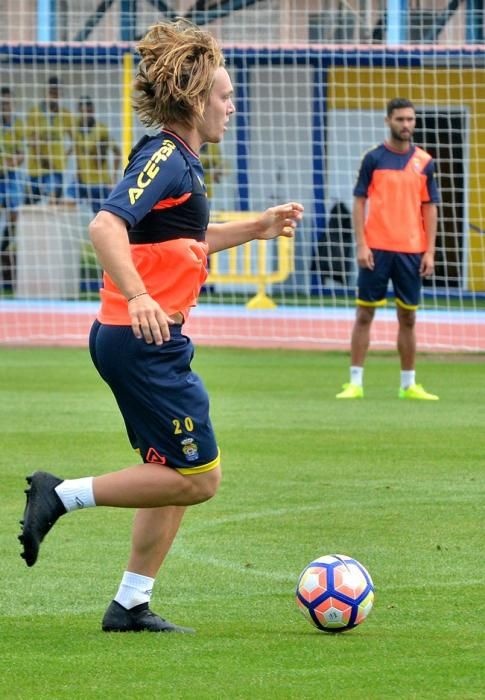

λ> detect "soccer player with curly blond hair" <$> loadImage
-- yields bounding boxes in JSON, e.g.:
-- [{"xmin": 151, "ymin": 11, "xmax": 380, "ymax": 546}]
[{"xmin": 19, "ymin": 19, "xmax": 303, "ymax": 633}]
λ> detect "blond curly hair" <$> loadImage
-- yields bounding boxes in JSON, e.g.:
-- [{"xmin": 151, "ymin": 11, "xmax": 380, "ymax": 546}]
[{"xmin": 132, "ymin": 19, "xmax": 225, "ymax": 130}]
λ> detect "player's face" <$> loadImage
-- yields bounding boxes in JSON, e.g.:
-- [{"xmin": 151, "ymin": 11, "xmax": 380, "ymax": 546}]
[
  {"xmin": 200, "ymin": 66, "xmax": 235, "ymax": 144},
  {"xmin": 386, "ymin": 107, "xmax": 416, "ymax": 142}
]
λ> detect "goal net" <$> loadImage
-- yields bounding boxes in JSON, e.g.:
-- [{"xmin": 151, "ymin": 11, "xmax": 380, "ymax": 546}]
[{"xmin": 0, "ymin": 1, "xmax": 484, "ymax": 351}]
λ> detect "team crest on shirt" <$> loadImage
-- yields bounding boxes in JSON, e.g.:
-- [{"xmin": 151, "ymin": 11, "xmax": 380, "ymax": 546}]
[
  {"xmin": 413, "ymin": 158, "xmax": 422, "ymax": 173},
  {"xmin": 181, "ymin": 437, "xmax": 199, "ymax": 462}
]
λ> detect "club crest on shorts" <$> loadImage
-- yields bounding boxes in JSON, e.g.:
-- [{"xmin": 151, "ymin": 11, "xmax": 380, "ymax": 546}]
[{"xmin": 181, "ymin": 437, "xmax": 199, "ymax": 462}]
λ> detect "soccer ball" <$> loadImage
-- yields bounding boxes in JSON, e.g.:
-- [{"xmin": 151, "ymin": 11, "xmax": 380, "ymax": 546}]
[{"xmin": 296, "ymin": 554, "xmax": 374, "ymax": 632}]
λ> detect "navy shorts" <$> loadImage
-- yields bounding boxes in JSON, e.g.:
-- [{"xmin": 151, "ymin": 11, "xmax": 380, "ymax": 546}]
[
  {"xmin": 357, "ymin": 249, "xmax": 422, "ymax": 310},
  {"xmin": 89, "ymin": 320, "xmax": 220, "ymax": 474}
]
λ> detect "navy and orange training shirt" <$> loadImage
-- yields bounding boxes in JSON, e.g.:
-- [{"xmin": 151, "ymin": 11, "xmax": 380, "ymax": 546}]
[
  {"xmin": 353, "ymin": 143, "xmax": 440, "ymax": 253},
  {"xmin": 98, "ymin": 129, "xmax": 210, "ymax": 325}
]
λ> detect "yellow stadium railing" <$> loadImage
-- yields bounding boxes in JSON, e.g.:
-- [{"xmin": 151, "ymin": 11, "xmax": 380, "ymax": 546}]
[{"xmin": 208, "ymin": 211, "xmax": 294, "ymax": 309}]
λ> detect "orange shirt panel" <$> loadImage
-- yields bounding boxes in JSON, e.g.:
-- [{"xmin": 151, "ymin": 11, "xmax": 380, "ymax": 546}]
[
  {"xmin": 98, "ymin": 238, "xmax": 209, "ymax": 325},
  {"xmin": 364, "ymin": 148, "xmax": 432, "ymax": 253}
]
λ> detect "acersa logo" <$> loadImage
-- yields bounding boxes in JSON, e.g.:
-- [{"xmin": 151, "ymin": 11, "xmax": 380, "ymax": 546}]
[
  {"xmin": 146, "ymin": 447, "xmax": 167, "ymax": 464},
  {"xmin": 129, "ymin": 139, "xmax": 176, "ymax": 205}
]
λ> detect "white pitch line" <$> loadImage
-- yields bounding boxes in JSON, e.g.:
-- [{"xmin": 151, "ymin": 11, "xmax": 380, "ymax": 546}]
[
  {"xmin": 184, "ymin": 503, "xmax": 325, "ymax": 531},
  {"xmin": 173, "ymin": 547, "xmax": 296, "ymax": 582}
]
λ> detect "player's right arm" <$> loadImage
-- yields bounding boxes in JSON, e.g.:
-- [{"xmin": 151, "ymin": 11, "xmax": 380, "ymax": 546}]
[
  {"xmin": 89, "ymin": 210, "xmax": 174, "ymax": 345},
  {"xmin": 352, "ymin": 149, "xmax": 375, "ymax": 270},
  {"xmin": 88, "ymin": 138, "xmax": 187, "ymax": 345},
  {"xmin": 352, "ymin": 196, "xmax": 374, "ymax": 270}
]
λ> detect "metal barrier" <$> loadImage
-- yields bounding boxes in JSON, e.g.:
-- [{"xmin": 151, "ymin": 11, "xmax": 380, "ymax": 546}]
[{"xmin": 208, "ymin": 211, "xmax": 294, "ymax": 309}]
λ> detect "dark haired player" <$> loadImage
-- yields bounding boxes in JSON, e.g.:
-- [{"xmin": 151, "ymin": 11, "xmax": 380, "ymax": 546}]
[{"xmin": 337, "ymin": 98, "xmax": 439, "ymax": 400}]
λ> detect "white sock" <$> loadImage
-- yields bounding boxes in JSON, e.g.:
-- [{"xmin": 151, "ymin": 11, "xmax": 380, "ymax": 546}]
[
  {"xmin": 54, "ymin": 477, "xmax": 96, "ymax": 512},
  {"xmin": 114, "ymin": 571, "xmax": 155, "ymax": 610},
  {"xmin": 350, "ymin": 366, "xmax": 364, "ymax": 387},
  {"xmin": 401, "ymin": 370, "xmax": 416, "ymax": 389}
]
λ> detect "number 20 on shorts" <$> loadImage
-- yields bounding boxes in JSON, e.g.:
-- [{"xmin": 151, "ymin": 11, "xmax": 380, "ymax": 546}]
[{"xmin": 172, "ymin": 417, "xmax": 194, "ymax": 434}]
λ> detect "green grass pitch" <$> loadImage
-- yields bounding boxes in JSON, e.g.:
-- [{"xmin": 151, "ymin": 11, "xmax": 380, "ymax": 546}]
[{"xmin": 1, "ymin": 346, "xmax": 484, "ymax": 699}]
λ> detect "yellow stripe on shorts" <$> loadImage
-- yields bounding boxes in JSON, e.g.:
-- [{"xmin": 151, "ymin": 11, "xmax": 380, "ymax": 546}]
[
  {"xmin": 176, "ymin": 448, "xmax": 221, "ymax": 475},
  {"xmin": 395, "ymin": 298, "xmax": 419, "ymax": 311},
  {"xmin": 356, "ymin": 298, "xmax": 387, "ymax": 307}
]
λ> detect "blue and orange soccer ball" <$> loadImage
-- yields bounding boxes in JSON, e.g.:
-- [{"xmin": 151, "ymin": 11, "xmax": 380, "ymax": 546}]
[{"xmin": 296, "ymin": 554, "xmax": 374, "ymax": 632}]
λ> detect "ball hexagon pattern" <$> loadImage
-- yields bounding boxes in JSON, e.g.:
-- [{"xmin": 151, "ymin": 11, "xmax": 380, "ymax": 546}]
[{"xmin": 296, "ymin": 554, "xmax": 374, "ymax": 632}]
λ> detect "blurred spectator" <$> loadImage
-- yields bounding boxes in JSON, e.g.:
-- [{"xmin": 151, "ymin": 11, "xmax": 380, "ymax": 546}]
[
  {"xmin": 67, "ymin": 96, "xmax": 121, "ymax": 213},
  {"xmin": 198, "ymin": 142, "xmax": 228, "ymax": 295},
  {"xmin": 199, "ymin": 142, "xmax": 226, "ymax": 200},
  {"xmin": 0, "ymin": 86, "xmax": 24, "ymax": 291},
  {"xmin": 24, "ymin": 75, "xmax": 74, "ymax": 203}
]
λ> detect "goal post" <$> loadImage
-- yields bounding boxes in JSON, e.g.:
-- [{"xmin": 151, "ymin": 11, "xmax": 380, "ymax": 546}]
[
  {"xmin": 121, "ymin": 50, "xmax": 134, "ymax": 167},
  {"xmin": 0, "ymin": 4, "xmax": 484, "ymax": 351}
]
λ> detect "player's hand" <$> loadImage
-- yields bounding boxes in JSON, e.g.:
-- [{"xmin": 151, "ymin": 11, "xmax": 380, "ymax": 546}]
[
  {"xmin": 127, "ymin": 293, "xmax": 174, "ymax": 345},
  {"xmin": 357, "ymin": 243, "xmax": 374, "ymax": 270},
  {"xmin": 420, "ymin": 252, "xmax": 435, "ymax": 277},
  {"xmin": 256, "ymin": 202, "xmax": 304, "ymax": 240}
]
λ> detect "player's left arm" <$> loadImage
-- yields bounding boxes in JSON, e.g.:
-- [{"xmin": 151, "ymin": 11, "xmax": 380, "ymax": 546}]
[
  {"xmin": 206, "ymin": 202, "xmax": 304, "ymax": 254},
  {"xmin": 420, "ymin": 159, "xmax": 439, "ymax": 277},
  {"xmin": 420, "ymin": 204, "xmax": 438, "ymax": 277}
]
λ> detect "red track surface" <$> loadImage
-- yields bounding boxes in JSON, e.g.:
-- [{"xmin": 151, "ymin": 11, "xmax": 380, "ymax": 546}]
[{"xmin": 1, "ymin": 308, "xmax": 484, "ymax": 351}]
